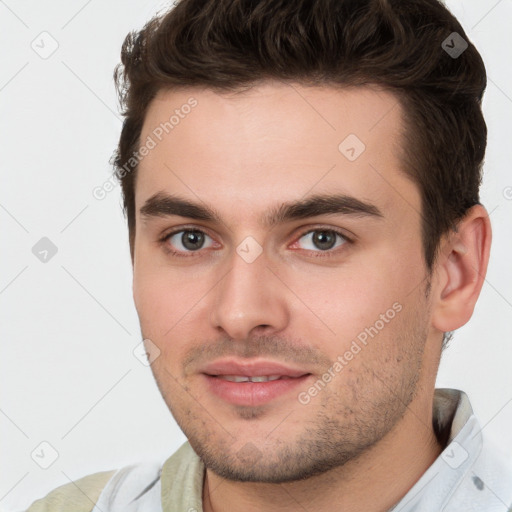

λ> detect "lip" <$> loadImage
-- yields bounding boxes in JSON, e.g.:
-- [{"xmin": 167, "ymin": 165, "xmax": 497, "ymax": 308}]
[
  {"xmin": 200, "ymin": 358, "xmax": 310, "ymax": 378},
  {"xmin": 200, "ymin": 358, "xmax": 312, "ymax": 407}
]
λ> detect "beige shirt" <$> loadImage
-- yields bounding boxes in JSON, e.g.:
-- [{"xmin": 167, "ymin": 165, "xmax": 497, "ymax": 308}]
[{"xmin": 26, "ymin": 389, "xmax": 512, "ymax": 511}]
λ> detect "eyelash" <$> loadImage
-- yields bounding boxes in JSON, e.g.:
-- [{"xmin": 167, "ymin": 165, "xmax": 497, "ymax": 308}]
[{"xmin": 158, "ymin": 225, "xmax": 353, "ymax": 259}]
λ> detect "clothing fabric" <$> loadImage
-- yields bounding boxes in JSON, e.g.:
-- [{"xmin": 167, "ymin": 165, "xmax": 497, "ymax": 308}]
[{"xmin": 26, "ymin": 388, "xmax": 512, "ymax": 511}]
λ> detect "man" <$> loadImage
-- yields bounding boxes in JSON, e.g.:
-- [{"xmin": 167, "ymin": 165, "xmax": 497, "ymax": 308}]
[{"xmin": 27, "ymin": 0, "xmax": 512, "ymax": 510}]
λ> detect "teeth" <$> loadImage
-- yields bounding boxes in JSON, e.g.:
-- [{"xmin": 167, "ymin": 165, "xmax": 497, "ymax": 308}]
[
  {"xmin": 219, "ymin": 375, "xmax": 283, "ymax": 383},
  {"xmin": 250, "ymin": 375, "xmax": 281, "ymax": 382},
  {"xmin": 221, "ymin": 375, "xmax": 250, "ymax": 383}
]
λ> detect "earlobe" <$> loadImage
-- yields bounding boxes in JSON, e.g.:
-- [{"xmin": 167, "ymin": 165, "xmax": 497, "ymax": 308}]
[{"xmin": 431, "ymin": 205, "xmax": 492, "ymax": 332}]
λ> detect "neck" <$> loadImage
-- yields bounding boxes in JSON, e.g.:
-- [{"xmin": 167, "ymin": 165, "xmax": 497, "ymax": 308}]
[{"xmin": 202, "ymin": 392, "xmax": 443, "ymax": 512}]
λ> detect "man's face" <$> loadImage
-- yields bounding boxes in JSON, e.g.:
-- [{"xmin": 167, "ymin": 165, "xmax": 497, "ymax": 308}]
[{"xmin": 132, "ymin": 82, "xmax": 438, "ymax": 482}]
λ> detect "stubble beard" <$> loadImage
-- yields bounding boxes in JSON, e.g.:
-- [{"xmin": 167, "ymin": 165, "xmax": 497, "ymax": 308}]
[{"xmin": 152, "ymin": 309, "xmax": 428, "ymax": 484}]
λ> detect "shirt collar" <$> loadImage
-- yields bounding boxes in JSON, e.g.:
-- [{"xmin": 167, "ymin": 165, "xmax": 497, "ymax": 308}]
[{"xmin": 390, "ymin": 388, "xmax": 483, "ymax": 511}]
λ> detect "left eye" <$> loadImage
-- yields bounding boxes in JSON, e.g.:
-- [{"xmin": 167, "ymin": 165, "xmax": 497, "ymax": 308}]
[{"xmin": 295, "ymin": 229, "xmax": 347, "ymax": 252}]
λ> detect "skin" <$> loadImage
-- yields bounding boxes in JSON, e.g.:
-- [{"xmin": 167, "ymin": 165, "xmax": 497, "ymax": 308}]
[{"xmin": 131, "ymin": 80, "xmax": 491, "ymax": 511}]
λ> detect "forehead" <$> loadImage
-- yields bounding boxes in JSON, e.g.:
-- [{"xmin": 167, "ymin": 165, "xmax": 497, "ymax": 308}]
[{"xmin": 135, "ymin": 81, "xmax": 419, "ymax": 226}]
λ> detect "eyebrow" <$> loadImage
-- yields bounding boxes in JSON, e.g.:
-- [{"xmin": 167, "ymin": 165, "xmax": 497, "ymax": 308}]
[{"xmin": 139, "ymin": 191, "xmax": 383, "ymax": 227}]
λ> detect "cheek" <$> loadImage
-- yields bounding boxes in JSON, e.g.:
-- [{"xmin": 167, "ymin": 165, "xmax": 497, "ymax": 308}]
[
  {"xmin": 288, "ymin": 264, "xmax": 400, "ymax": 338},
  {"xmin": 133, "ymin": 266, "xmax": 213, "ymax": 367},
  {"xmin": 285, "ymin": 252, "xmax": 420, "ymax": 364},
  {"xmin": 133, "ymin": 240, "xmax": 218, "ymax": 315},
  {"xmin": 133, "ymin": 267, "xmax": 188, "ymax": 338}
]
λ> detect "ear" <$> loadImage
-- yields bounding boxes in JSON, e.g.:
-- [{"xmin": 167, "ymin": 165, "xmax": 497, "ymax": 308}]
[{"xmin": 431, "ymin": 204, "xmax": 492, "ymax": 332}]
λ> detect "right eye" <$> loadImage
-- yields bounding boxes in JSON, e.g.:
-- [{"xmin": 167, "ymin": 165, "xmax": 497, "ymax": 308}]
[{"xmin": 160, "ymin": 229, "xmax": 216, "ymax": 256}]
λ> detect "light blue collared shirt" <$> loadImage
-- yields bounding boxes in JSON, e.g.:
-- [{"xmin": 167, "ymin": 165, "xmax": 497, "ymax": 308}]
[{"xmin": 390, "ymin": 389, "xmax": 512, "ymax": 511}]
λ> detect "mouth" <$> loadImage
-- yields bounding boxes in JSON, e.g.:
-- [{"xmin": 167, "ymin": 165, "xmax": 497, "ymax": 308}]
[
  {"xmin": 208, "ymin": 374, "xmax": 304, "ymax": 382},
  {"xmin": 200, "ymin": 359, "xmax": 312, "ymax": 406}
]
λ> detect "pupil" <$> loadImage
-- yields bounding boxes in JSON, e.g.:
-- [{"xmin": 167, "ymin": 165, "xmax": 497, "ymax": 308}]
[
  {"xmin": 182, "ymin": 230, "xmax": 204, "ymax": 250},
  {"xmin": 313, "ymin": 230, "xmax": 336, "ymax": 250}
]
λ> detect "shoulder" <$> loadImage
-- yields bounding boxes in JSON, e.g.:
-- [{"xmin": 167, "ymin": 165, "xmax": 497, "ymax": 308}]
[
  {"xmin": 25, "ymin": 443, "xmax": 203, "ymax": 512},
  {"xmin": 160, "ymin": 442, "xmax": 204, "ymax": 510},
  {"xmin": 26, "ymin": 469, "xmax": 117, "ymax": 512}
]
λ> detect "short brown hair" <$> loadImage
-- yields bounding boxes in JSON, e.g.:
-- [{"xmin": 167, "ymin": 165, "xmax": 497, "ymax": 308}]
[{"xmin": 112, "ymin": 0, "xmax": 487, "ymax": 273}]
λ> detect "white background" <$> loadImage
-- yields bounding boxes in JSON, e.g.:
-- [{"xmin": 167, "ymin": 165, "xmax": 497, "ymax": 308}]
[{"xmin": 1, "ymin": 0, "xmax": 511, "ymax": 510}]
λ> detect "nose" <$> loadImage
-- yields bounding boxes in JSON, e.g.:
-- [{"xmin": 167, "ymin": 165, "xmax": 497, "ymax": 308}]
[{"xmin": 209, "ymin": 247, "xmax": 289, "ymax": 341}]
